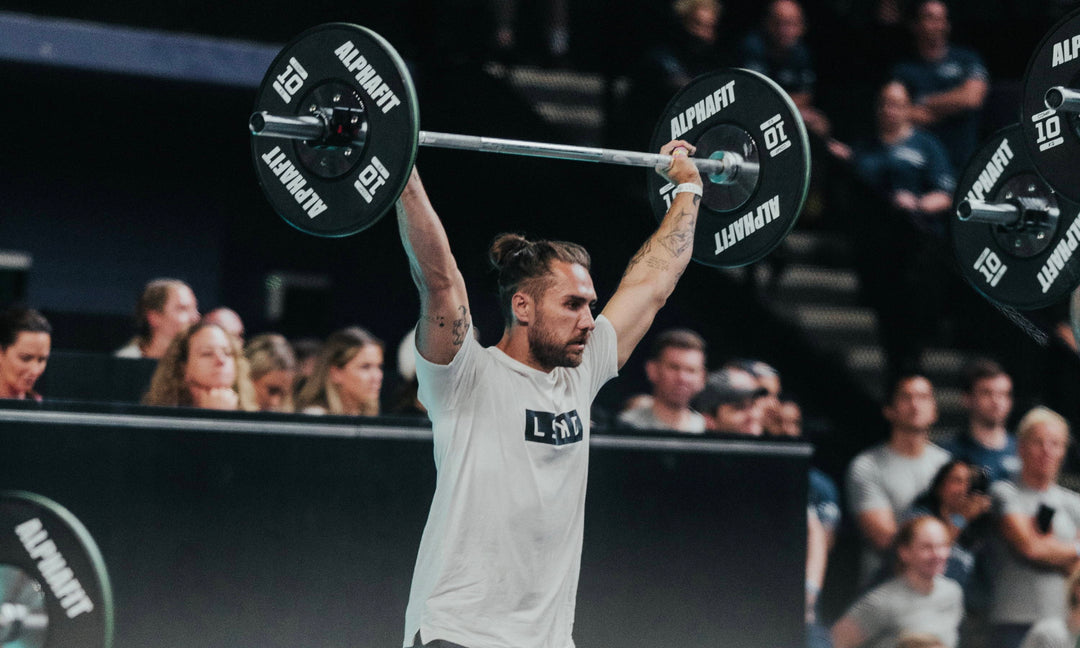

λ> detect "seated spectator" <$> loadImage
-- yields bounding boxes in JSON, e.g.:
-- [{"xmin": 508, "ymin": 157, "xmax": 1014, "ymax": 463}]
[
  {"xmin": 765, "ymin": 395, "xmax": 842, "ymax": 640},
  {"xmin": 695, "ymin": 366, "xmax": 767, "ymax": 435},
  {"xmin": 244, "ymin": 333, "xmax": 297, "ymax": 413},
  {"xmin": 389, "ymin": 327, "xmax": 426, "ymax": 417},
  {"xmin": 616, "ymin": 328, "xmax": 707, "ymax": 433},
  {"xmin": 848, "ymin": 374, "xmax": 951, "ymax": 587},
  {"xmin": 204, "ymin": 307, "xmax": 245, "ymax": 342},
  {"xmin": 142, "ymin": 321, "xmax": 256, "ymax": 410},
  {"xmin": 832, "ymin": 80, "xmax": 954, "ymax": 234},
  {"xmin": 610, "ymin": 0, "xmax": 727, "ymax": 152},
  {"xmin": 295, "ymin": 327, "xmax": 384, "ymax": 416},
  {"xmin": 737, "ymin": 0, "xmax": 830, "ymax": 137},
  {"xmin": 945, "ymin": 358, "xmax": 1019, "ymax": 484},
  {"xmin": 1020, "ymin": 567, "xmax": 1080, "ymax": 648},
  {"xmin": 891, "ymin": 0, "xmax": 988, "ymax": 174},
  {"xmin": 0, "ymin": 307, "xmax": 51, "ymax": 401},
  {"xmin": 831, "ymin": 516, "xmax": 964, "ymax": 648},
  {"xmin": 987, "ymin": 407, "xmax": 1080, "ymax": 648},
  {"xmin": 734, "ymin": 358, "xmax": 782, "ymax": 432},
  {"xmin": 906, "ymin": 459, "xmax": 993, "ymax": 589},
  {"xmin": 116, "ymin": 279, "xmax": 200, "ymax": 360}
]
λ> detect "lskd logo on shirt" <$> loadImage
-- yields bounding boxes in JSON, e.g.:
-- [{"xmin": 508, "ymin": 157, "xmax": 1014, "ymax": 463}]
[{"xmin": 524, "ymin": 409, "xmax": 584, "ymax": 446}]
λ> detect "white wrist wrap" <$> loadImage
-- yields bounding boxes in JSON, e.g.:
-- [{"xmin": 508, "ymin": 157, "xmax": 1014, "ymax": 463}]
[{"xmin": 673, "ymin": 182, "xmax": 703, "ymax": 197}]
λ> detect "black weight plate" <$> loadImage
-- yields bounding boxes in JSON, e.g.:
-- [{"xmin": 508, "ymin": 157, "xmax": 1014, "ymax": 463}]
[
  {"xmin": 1020, "ymin": 7, "xmax": 1080, "ymax": 203},
  {"xmin": 0, "ymin": 491, "xmax": 113, "ymax": 648},
  {"xmin": 252, "ymin": 23, "xmax": 420, "ymax": 237},
  {"xmin": 952, "ymin": 124, "xmax": 1080, "ymax": 309},
  {"xmin": 648, "ymin": 68, "xmax": 810, "ymax": 268}
]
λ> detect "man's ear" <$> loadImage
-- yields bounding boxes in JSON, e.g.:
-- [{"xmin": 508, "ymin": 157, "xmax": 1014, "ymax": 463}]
[
  {"xmin": 511, "ymin": 292, "xmax": 532, "ymax": 325},
  {"xmin": 644, "ymin": 359, "xmax": 659, "ymax": 385}
]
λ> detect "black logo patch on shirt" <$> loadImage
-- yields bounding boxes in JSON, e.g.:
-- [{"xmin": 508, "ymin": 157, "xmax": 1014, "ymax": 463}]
[{"xmin": 524, "ymin": 409, "xmax": 584, "ymax": 446}]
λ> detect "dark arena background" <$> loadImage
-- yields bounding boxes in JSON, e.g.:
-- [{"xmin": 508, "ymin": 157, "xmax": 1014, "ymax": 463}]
[{"xmin": 2, "ymin": 0, "xmax": 1080, "ymax": 647}]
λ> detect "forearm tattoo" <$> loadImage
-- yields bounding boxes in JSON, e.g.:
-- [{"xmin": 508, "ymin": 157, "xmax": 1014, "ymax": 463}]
[{"xmin": 624, "ymin": 204, "xmax": 697, "ymax": 276}]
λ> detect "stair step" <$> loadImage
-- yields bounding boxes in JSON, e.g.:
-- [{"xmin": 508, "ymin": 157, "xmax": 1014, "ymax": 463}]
[
  {"xmin": 776, "ymin": 264, "xmax": 860, "ymax": 306},
  {"xmin": 783, "ymin": 231, "xmax": 854, "ymax": 267}
]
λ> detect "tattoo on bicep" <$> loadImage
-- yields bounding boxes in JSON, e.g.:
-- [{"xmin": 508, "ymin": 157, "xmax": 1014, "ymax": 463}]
[
  {"xmin": 422, "ymin": 314, "xmax": 447, "ymax": 328},
  {"xmin": 451, "ymin": 305, "xmax": 470, "ymax": 346},
  {"xmin": 624, "ymin": 239, "xmax": 652, "ymax": 276}
]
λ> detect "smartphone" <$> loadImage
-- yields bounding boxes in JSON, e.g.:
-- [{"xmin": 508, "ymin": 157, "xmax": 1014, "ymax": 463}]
[{"xmin": 1036, "ymin": 504, "xmax": 1056, "ymax": 534}]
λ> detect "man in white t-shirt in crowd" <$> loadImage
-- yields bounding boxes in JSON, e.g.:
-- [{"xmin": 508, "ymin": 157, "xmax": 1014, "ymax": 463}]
[
  {"xmin": 616, "ymin": 327, "xmax": 708, "ymax": 433},
  {"xmin": 115, "ymin": 278, "xmax": 200, "ymax": 359},
  {"xmin": 847, "ymin": 373, "xmax": 951, "ymax": 586},
  {"xmin": 396, "ymin": 139, "xmax": 702, "ymax": 648}
]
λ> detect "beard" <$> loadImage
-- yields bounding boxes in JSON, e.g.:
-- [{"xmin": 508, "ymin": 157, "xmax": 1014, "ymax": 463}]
[{"xmin": 528, "ymin": 314, "xmax": 588, "ymax": 369}]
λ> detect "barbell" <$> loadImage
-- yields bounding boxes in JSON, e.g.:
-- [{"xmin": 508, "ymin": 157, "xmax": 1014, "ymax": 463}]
[
  {"xmin": 249, "ymin": 23, "xmax": 811, "ymax": 269},
  {"xmin": 951, "ymin": 6, "xmax": 1080, "ymax": 311}
]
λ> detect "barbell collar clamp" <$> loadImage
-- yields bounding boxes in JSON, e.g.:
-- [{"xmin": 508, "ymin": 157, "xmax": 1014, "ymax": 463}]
[
  {"xmin": 957, "ymin": 196, "xmax": 1058, "ymax": 229},
  {"xmin": 1045, "ymin": 86, "xmax": 1080, "ymax": 113}
]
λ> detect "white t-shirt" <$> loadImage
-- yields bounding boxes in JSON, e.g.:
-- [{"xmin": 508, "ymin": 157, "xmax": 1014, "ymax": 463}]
[
  {"xmin": 844, "ymin": 575, "xmax": 964, "ymax": 648},
  {"xmin": 404, "ymin": 316, "xmax": 619, "ymax": 648},
  {"xmin": 846, "ymin": 441, "xmax": 951, "ymax": 583}
]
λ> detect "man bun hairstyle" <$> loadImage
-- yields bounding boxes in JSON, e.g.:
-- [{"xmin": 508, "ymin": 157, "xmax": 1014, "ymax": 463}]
[{"xmin": 489, "ymin": 233, "xmax": 591, "ymax": 327}]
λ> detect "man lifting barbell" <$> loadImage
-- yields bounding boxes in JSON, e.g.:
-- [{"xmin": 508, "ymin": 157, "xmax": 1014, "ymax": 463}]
[{"xmin": 397, "ymin": 140, "xmax": 702, "ymax": 648}]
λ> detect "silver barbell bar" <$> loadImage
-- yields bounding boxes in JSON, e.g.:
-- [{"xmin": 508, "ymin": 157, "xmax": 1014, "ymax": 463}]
[{"xmin": 249, "ymin": 111, "xmax": 756, "ymax": 184}]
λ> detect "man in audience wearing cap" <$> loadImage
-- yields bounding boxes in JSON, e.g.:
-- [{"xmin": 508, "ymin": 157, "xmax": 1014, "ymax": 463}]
[{"xmin": 695, "ymin": 365, "xmax": 769, "ymax": 435}]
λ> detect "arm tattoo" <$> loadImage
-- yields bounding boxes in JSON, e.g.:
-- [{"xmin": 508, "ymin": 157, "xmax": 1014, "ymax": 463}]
[
  {"xmin": 658, "ymin": 208, "xmax": 697, "ymax": 258},
  {"xmin": 451, "ymin": 305, "xmax": 470, "ymax": 346}
]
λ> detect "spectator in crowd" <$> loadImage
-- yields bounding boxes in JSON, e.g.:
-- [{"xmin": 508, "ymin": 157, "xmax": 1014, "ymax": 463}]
[
  {"xmin": 611, "ymin": 0, "xmax": 728, "ymax": 152},
  {"xmin": 945, "ymin": 358, "xmax": 1019, "ymax": 484},
  {"xmin": 848, "ymin": 374, "xmax": 951, "ymax": 587},
  {"xmin": 831, "ymin": 80, "xmax": 955, "ymax": 233},
  {"xmin": 737, "ymin": 0, "xmax": 830, "ymax": 137},
  {"xmin": 734, "ymin": 358, "xmax": 783, "ymax": 433},
  {"xmin": 766, "ymin": 394, "xmax": 842, "ymax": 644},
  {"xmin": 204, "ymin": 307, "xmax": 245, "ymax": 342},
  {"xmin": 142, "ymin": 321, "xmax": 256, "ymax": 410},
  {"xmin": 831, "ymin": 516, "xmax": 964, "ymax": 648},
  {"xmin": 830, "ymin": 79, "xmax": 955, "ymax": 382},
  {"xmin": 389, "ymin": 327, "xmax": 426, "ymax": 417},
  {"xmin": 891, "ymin": 0, "xmax": 988, "ymax": 174},
  {"xmin": 490, "ymin": 0, "xmax": 569, "ymax": 64},
  {"xmin": 295, "ymin": 327, "xmax": 384, "ymax": 416},
  {"xmin": 0, "ymin": 307, "xmax": 51, "ymax": 401},
  {"xmin": 907, "ymin": 459, "xmax": 993, "ymax": 589},
  {"xmin": 695, "ymin": 365, "xmax": 767, "ymax": 435},
  {"xmin": 987, "ymin": 407, "xmax": 1080, "ymax": 648},
  {"xmin": 116, "ymin": 279, "xmax": 200, "ymax": 360},
  {"xmin": 243, "ymin": 333, "xmax": 297, "ymax": 413},
  {"xmin": 1019, "ymin": 567, "xmax": 1080, "ymax": 648},
  {"xmin": 616, "ymin": 328, "xmax": 707, "ymax": 433}
]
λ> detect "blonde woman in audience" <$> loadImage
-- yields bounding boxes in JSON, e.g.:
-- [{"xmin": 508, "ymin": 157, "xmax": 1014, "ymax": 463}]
[
  {"xmin": 116, "ymin": 278, "xmax": 199, "ymax": 359},
  {"xmin": 831, "ymin": 515, "xmax": 963, "ymax": 648},
  {"xmin": 295, "ymin": 327, "xmax": 383, "ymax": 416},
  {"xmin": 143, "ymin": 321, "xmax": 256, "ymax": 410},
  {"xmin": 244, "ymin": 333, "xmax": 297, "ymax": 413},
  {"xmin": 0, "ymin": 307, "xmax": 51, "ymax": 401}
]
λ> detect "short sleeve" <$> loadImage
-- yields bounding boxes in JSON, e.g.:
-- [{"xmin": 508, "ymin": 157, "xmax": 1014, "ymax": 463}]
[
  {"xmin": 584, "ymin": 315, "xmax": 620, "ymax": 399},
  {"xmin": 847, "ymin": 451, "xmax": 891, "ymax": 514},
  {"xmin": 991, "ymin": 480, "xmax": 1022, "ymax": 517},
  {"xmin": 414, "ymin": 326, "xmax": 482, "ymax": 415},
  {"xmin": 843, "ymin": 585, "xmax": 890, "ymax": 642}
]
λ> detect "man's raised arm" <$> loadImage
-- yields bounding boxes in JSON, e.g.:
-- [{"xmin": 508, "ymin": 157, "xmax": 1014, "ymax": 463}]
[
  {"xmin": 601, "ymin": 140, "xmax": 702, "ymax": 369},
  {"xmin": 396, "ymin": 167, "xmax": 472, "ymax": 365}
]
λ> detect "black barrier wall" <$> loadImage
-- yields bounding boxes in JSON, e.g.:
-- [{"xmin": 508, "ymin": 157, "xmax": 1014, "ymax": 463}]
[{"xmin": 0, "ymin": 401, "xmax": 809, "ymax": 648}]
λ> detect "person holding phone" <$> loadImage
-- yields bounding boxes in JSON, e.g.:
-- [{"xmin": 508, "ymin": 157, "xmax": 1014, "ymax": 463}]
[{"xmin": 986, "ymin": 407, "xmax": 1080, "ymax": 648}]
